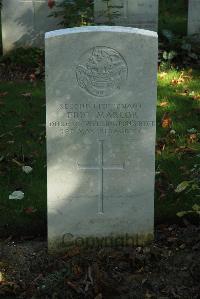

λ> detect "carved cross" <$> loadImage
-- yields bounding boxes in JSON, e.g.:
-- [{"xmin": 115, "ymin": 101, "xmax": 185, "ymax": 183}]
[{"xmin": 77, "ymin": 140, "xmax": 125, "ymax": 214}]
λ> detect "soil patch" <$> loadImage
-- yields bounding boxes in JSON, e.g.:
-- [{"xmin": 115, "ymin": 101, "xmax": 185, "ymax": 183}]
[{"xmin": 0, "ymin": 224, "xmax": 200, "ymax": 298}]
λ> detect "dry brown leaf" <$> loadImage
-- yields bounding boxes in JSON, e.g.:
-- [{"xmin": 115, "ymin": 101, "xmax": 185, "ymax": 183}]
[
  {"xmin": 171, "ymin": 72, "xmax": 192, "ymax": 86},
  {"xmin": 23, "ymin": 207, "xmax": 37, "ymax": 214},
  {"xmin": 63, "ymin": 246, "xmax": 80, "ymax": 259},
  {"xmin": 159, "ymin": 101, "xmax": 169, "ymax": 107},
  {"xmin": 159, "ymin": 72, "xmax": 167, "ymax": 79},
  {"xmin": 30, "ymin": 73, "xmax": 36, "ymax": 82},
  {"xmin": 188, "ymin": 133, "xmax": 198, "ymax": 144},
  {"xmin": 73, "ymin": 264, "xmax": 82, "ymax": 276},
  {"xmin": 161, "ymin": 113, "xmax": 172, "ymax": 128},
  {"xmin": 12, "ymin": 159, "xmax": 23, "ymax": 167},
  {"xmin": 193, "ymin": 94, "xmax": 200, "ymax": 101}
]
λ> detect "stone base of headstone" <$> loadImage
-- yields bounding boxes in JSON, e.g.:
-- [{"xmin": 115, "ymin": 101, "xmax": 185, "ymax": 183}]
[{"xmin": 49, "ymin": 233, "xmax": 154, "ymax": 254}]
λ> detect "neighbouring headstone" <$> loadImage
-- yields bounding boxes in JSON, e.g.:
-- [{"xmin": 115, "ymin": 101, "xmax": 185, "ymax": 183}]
[
  {"xmin": 188, "ymin": 0, "xmax": 200, "ymax": 36},
  {"xmin": 46, "ymin": 26, "xmax": 157, "ymax": 252},
  {"xmin": 1, "ymin": 0, "xmax": 62, "ymax": 53},
  {"xmin": 94, "ymin": 0, "xmax": 158, "ymax": 31}
]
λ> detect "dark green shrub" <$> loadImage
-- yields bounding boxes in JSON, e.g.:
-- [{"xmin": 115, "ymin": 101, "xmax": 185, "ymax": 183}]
[
  {"xmin": 0, "ymin": 47, "xmax": 44, "ymax": 68},
  {"xmin": 52, "ymin": 0, "xmax": 94, "ymax": 28}
]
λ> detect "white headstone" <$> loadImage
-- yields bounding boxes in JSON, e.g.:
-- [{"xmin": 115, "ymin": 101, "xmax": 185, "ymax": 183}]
[
  {"xmin": 46, "ymin": 26, "xmax": 157, "ymax": 252},
  {"xmin": 94, "ymin": 0, "xmax": 158, "ymax": 31},
  {"xmin": 188, "ymin": 0, "xmax": 200, "ymax": 36},
  {"xmin": 1, "ymin": 0, "xmax": 61, "ymax": 53}
]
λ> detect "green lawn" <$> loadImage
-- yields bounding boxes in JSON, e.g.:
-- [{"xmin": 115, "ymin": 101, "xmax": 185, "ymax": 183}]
[
  {"xmin": 0, "ymin": 82, "xmax": 46, "ymax": 237},
  {"xmin": 156, "ymin": 69, "xmax": 200, "ymax": 222},
  {"xmin": 0, "ymin": 69, "xmax": 199, "ymax": 237}
]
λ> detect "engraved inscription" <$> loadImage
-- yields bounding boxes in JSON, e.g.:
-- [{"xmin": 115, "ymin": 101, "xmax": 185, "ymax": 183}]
[
  {"xmin": 77, "ymin": 140, "xmax": 125, "ymax": 214},
  {"xmin": 76, "ymin": 47, "xmax": 128, "ymax": 97},
  {"xmin": 49, "ymin": 102, "xmax": 156, "ymax": 137}
]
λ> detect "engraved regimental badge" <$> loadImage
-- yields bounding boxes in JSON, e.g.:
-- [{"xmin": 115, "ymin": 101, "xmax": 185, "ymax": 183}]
[{"xmin": 76, "ymin": 46, "xmax": 128, "ymax": 97}]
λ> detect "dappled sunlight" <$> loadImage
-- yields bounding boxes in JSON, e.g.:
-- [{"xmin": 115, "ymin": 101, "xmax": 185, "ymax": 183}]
[
  {"xmin": 48, "ymin": 165, "xmax": 82, "ymax": 211},
  {"xmin": 1, "ymin": 0, "xmax": 61, "ymax": 53}
]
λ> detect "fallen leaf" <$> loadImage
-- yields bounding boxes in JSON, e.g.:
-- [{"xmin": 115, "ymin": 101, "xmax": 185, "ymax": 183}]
[
  {"xmin": 12, "ymin": 159, "xmax": 23, "ymax": 167},
  {"xmin": 73, "ymin": 264, "xmax": 82, "ymax": 277},
  {"xmin": 159, "ymin": 101, "xmax": 169, "ymax": 107},
  {"xmin": 193, "ymin": 94, "xmax": 200, "ymax": 101},
  {"xmin": 63, "ymin": 246, "xmax": 80, "ymax": 259},
  {"xmin": 188, "ymin": 133, "xmax": 197, "ymax": 143},
  {"xmin": 171, "ymin": 71, "xmax": 192, "ymax": 86},
  {"xmin": 0, "ymin": 272, "xmax": 4, "ymax": 283},
  {"xmin": 23, "ymin": 207, "xmax": 37, "ymax": 214},
  {"xmin": 156, "ymin": 139, "xmax": 166, "ymax": 153},
  {"xmin": 30, "ymin": 73, "xmax": 36, "ymax": 82},
  {"xmin": 159, "ymin": 72, "xmax": 167, "ymax": 79},
  {"xmin": 22, "ymin": 165, "xmax": 33, "ymax": 174},
  {"xmin": 161, "ymin": 112, "xmax": 172, "ymax": 128},
  {"xmin": 169, "ymin": 129, "xmax": 176, "ymax": 135},
  {"xmin": 175, "ymin": 181, "xmax": 190, "ymax": 193},
  {"xmin": 9, "ymin": 191, "xmax": 24, "ymax": 200}
]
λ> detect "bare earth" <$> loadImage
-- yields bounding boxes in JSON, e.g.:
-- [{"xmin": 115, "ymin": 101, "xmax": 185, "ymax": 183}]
[{"xmin": 0, "ymin": 224, "xmax": 200, "ymax": 299}]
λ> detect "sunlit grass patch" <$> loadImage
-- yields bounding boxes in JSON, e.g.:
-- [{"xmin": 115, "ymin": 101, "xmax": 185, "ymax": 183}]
[{"xmin": 156, "ymin": 69, "xmax": 200, "ymax": 222}]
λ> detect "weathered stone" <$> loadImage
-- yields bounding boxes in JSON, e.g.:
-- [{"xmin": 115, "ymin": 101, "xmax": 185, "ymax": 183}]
[
  {"xmin": 94, "ymin": 0, "xmax": 158, "ymax": 31},
  {"xmin": 1, "ymin": 0, "xmax": 61, "ymax": 53},
  {"xmin": 188, "ymin": 0, "xmax": 200, "ymax": 36},
  {"xmin": 45, "ymin": 26, "xmax": 157, "ymax": 252}
]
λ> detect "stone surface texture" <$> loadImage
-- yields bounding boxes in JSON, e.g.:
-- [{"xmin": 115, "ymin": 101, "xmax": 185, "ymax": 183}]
[
  {"xmin": 46, "ymin": 26, "xmax": 158, "ymax": 252},
  {"xmin": 94, "ymin": 0, "xmax": 158, "ymax": 31},
  {"xmin": 188, "ymin": 0, "xmax": 200, "ymax": 36}
]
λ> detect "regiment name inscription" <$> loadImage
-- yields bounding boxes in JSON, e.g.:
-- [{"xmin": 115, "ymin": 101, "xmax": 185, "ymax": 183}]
[{"xmin": 48, "ymin": 102, "xmax": 155, "ymax": 137}]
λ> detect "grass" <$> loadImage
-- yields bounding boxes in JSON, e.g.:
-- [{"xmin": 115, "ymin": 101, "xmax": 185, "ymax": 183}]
[
  {"xmin": 0, "ymin": 69, "xmax": 199, "ymax": 237},
  {"xmin": 156, "ymin": 69, "xmax": 200, "ymax": 222},
  {"xmin": 0, "ymin": 82, "xmax": 46, "ymax": 237}
]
